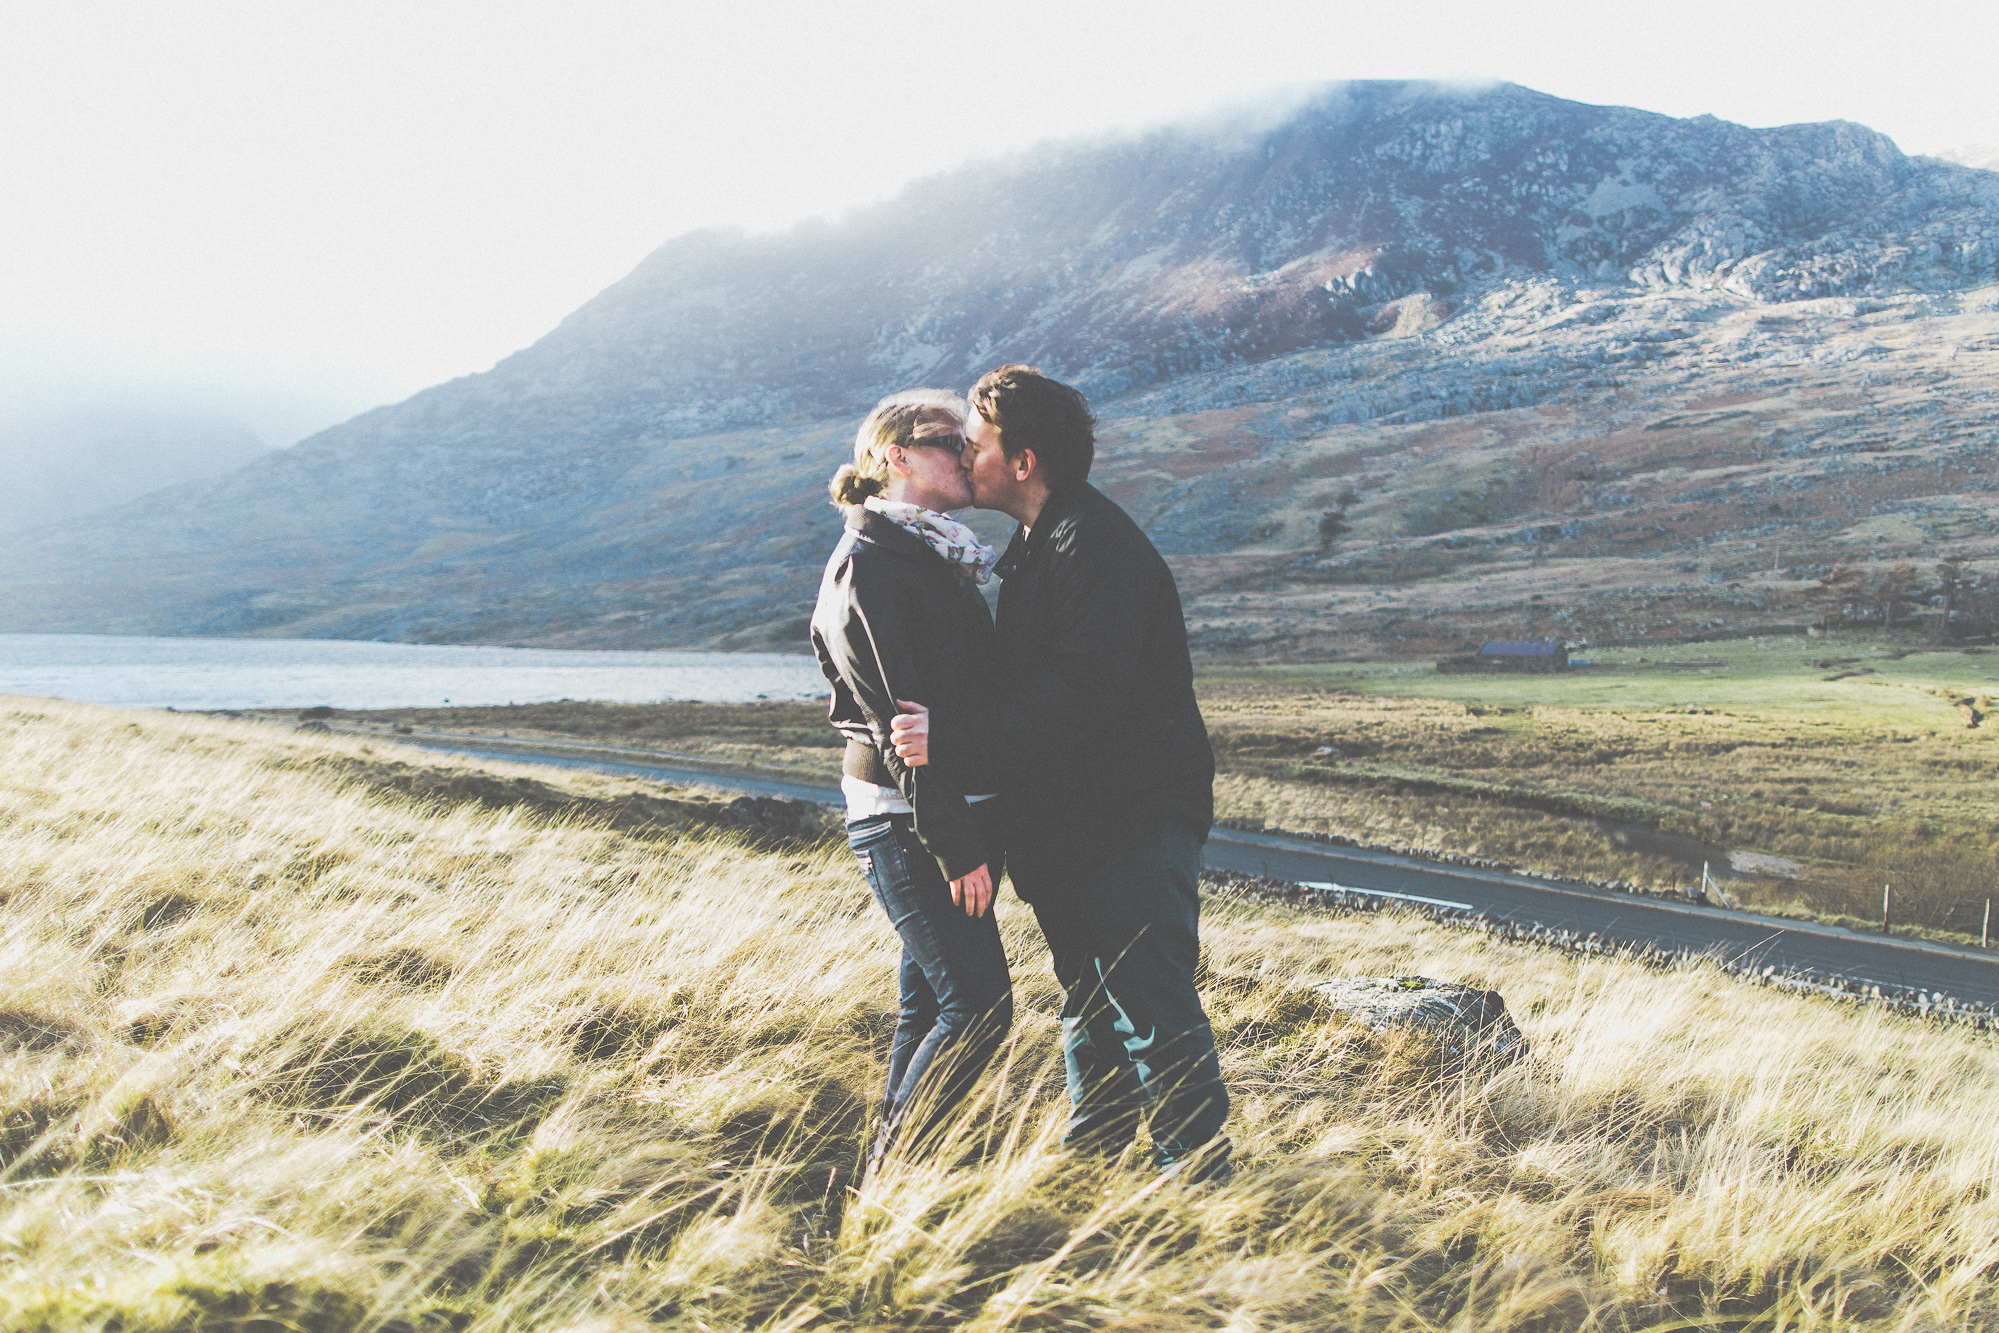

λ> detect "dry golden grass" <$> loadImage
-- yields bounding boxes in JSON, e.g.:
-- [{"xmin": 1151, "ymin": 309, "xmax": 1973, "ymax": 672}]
[{"xmin": 4, "ymin": 696, "xmax": 1998, "ymax": 1331}]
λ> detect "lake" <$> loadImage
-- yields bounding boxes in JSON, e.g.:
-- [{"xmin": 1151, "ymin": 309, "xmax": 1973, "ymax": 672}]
[{"xmin": 0, "ymin": 634, "xmax": 829, "ymax": 711}]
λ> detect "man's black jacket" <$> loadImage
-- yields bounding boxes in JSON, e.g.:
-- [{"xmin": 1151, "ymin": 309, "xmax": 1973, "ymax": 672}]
[
  {"xmin": 940, "ymin": 482, "xmax": 1215, "ymax": 893},
  {"xmin": 810, "ymin": 509, "xmax": 1000, "ymax": 881}
]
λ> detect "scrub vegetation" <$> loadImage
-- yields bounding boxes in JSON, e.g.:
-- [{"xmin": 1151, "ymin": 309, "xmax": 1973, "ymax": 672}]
[
  {"xmin": 5, "ymin": 697, "xmax": 1999, "ymax": 1331},
  {"xmin": 1201, "ymin": 633, "xmax": 1999, "ymax": 938}
]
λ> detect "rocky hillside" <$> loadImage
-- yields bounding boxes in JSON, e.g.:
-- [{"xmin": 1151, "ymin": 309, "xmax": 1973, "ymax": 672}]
[
  {"xmin": 3, "ymin": 80, "xmax": 1996, "ymax": 653},
  {"xmin": 1132, "ymin": 282, "xmax": 1999, "ymax": 657}
]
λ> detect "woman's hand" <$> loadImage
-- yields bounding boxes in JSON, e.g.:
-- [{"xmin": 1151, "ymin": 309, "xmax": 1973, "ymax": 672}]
[
  {"xmin": 951, "ymin": 862, "xmax": 994, "ymax": 917},
  {"xmin": 890, "ymin": 700, "xmax": 930, "ymax": 766}
]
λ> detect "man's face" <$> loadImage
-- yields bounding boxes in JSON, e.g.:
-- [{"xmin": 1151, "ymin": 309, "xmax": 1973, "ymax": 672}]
[{"xmin": 960, "ymin": 414, "xmax": 1024, "ymax": 515}]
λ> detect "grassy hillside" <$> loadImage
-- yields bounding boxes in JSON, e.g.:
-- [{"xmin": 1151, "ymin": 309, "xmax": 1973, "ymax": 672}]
[
  {"xmin": 5, "ymin": 698, "xmax": 1998, "ymax": 1330},
  {"xmin": 1201, "ymin": 633, "xmax": 1999, "ymax": 935}
]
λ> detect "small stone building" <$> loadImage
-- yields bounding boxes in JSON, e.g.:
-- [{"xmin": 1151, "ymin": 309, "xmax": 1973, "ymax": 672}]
[{"xmin": 1436, "ymin": 639, "xmax": 1569, "ymax": 674}]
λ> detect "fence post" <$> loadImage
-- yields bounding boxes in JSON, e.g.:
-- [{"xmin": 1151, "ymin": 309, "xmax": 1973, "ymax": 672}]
[{"xmin": 1701, "ymin": 861, "xmax": 1735, "ymax": 910}]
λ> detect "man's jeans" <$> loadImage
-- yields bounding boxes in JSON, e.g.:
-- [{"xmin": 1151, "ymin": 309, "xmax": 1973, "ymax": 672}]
[
  {"xmin": 847, "ymin": 804, "xmax": 1012, "ymax": 1166},
  {"xmin": 1024, "ymin": 818, "xmax": 1230, "ymax": 1176}
]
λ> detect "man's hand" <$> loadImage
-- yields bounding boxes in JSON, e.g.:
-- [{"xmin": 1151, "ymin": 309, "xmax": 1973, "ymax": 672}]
[
  {"xmin": 951, "ymin": 862, "xmax": 994, "ymax": 917},
  {"xmin": 890, "ymin": 700, "xmax": 930, "ymax": 767}
]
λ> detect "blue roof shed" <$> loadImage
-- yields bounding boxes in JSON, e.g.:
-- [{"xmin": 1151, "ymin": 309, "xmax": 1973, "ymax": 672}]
[{"xmin": 1479, "ymin": 640, "xmax": 1564, "ymax": 658}]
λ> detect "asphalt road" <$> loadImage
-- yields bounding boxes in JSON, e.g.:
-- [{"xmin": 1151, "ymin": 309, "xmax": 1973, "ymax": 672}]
[
  {"xmin": 1206, "ymin": 829, "xmax": 1999, "ymax": 1006},
  {"xmin": 387, "ymin": 729, "xmax": 1999, "ymax": 1007}
]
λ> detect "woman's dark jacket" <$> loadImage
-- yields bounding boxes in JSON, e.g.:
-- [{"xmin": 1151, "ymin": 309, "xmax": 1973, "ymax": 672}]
[{"xmin": 810, "ymin": 508, "xmax": 1000, "ymax": 881}]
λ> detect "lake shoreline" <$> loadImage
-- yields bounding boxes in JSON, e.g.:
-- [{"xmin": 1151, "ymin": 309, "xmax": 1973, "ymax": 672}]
[{"xmin": 0, "ymin": 632, "xmax": 827, "ymax": 710}]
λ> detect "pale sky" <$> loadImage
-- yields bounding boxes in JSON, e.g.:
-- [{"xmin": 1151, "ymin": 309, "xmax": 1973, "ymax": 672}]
[{"xmin": 4, "ymin": 0, "xmax": 1995, "ymax": 447}]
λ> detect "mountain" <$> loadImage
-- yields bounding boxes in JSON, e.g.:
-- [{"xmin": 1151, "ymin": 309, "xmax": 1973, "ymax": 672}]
[
  {"xmin": 3, "ymin": 80, "xmax": 1997, "ymax": 654},
  {"xmin": 0, "ymin": 410, "xmax": 271, "ymax": 536}
]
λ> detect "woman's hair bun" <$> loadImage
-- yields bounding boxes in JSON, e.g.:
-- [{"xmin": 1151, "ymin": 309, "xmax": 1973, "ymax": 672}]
[{"xmin": 829, "ymin": 463, "xmax": 884, "ymax": 507}]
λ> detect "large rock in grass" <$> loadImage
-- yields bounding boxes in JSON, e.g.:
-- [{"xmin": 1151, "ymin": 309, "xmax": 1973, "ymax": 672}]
[{"xmin": 1314, "ymin": 976, "xmax": 1528, "ymax": 1064}]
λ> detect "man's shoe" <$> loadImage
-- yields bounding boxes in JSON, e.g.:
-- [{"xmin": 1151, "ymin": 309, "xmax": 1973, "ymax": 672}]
[{"xmin": 1158, "ymin": 1138, "xmax": 1233, "ymax": 1187}]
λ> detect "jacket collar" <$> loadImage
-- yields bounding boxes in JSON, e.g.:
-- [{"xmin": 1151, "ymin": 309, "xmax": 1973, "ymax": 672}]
[
  {"xmin": 1031, "ymin": 481, "xmax": 1090, "ymax": 535},
  {"xmin": 995, "ymin": 481, "xmax": 1091, "ymax": 579},
  {"xmin": 848, "ymin": 507, "xmax": 941, "ymax": 564}
]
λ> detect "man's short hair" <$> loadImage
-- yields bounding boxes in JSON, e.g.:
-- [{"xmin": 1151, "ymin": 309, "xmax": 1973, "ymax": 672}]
[{"xmin": 967, "ymin": 364, "xmax": 1095, "ymax": 489}]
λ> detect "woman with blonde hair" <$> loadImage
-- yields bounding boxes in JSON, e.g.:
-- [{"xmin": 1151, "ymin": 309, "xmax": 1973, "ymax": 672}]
[{"xmin": 810, "ymin": 390, "xmax": 1010, "ymax": 1170}]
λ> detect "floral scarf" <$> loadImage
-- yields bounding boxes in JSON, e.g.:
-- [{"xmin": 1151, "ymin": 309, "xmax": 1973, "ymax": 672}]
[{"xmin": 863, "ymin": 496, "xmax": 999, "ymax": 585}]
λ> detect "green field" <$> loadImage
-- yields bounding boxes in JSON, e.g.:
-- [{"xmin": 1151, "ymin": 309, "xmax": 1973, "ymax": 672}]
[
  {"xmin": 1240, "ymin": 634, "xmax": 1997, "ymax": 726},
  {"xmin": 1198, "ymin": 633, "xmax": 1999, "ymax": 940}
]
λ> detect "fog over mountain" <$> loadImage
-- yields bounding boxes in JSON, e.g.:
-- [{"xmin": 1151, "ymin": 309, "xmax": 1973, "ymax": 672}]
[
  {"xmin": 4, "ymin": 80, "xmax": 1997, "ymax": 654},
  {"xmin": 0, "ymin": 410, "xmax": 271, "ymax": 536},
  {"xmin": 1938, "ymin": 144, "xmax": 1999, "ymax": 174}
]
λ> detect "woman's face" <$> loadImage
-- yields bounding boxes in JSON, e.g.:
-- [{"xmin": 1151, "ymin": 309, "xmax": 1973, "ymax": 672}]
[{"xmin": 887, "ymin": 426, "xmax": 973, "ymax": 512}]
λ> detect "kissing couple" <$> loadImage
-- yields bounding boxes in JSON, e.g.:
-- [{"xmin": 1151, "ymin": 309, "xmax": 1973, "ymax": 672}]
[{"xmin": 809, "ymin": 365, "xmax": 1231, "ymax": 1185}]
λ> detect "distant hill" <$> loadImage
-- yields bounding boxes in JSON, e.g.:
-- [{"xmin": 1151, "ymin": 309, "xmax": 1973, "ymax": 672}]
[
  {"xmin": 3, "ymin": 80, "xmax": 1996, "ymax": 655},
  {"xmin": 0, "ymin": 410, "xmax": 271, "ymax": 537}
]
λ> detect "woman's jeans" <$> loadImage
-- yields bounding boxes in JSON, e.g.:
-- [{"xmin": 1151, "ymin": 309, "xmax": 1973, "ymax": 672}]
[{"xmin": 847, "ymin": 801, "xmax": 1011, "ymax": 1166}]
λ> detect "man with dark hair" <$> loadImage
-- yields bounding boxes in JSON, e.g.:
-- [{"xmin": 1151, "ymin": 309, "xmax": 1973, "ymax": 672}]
[
  {"xmin": 965, "ymin": 363, "xmax": 1096, "ymax": 489},
  {"xmin": 891, "ymin": 363, "xmax": 1230, "ymax": 1182}
]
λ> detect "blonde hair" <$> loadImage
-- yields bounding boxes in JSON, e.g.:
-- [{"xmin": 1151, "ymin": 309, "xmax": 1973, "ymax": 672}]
[{"xmin": 829, "ymin": 390, "xmax": 967, "ymax": 508}]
